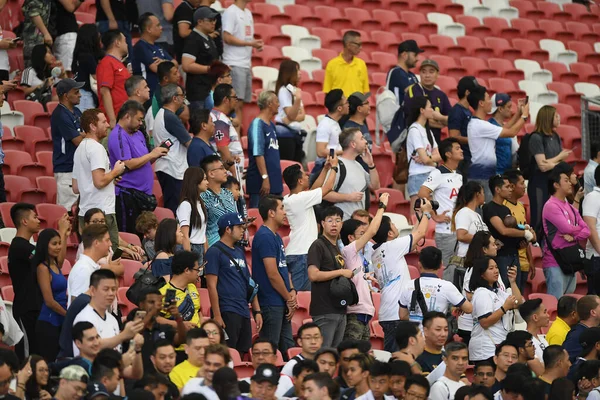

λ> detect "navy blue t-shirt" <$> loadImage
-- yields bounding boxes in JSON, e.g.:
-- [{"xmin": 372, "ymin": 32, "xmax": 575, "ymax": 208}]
[
  {"xmin": 448, "ymin": 103, "xmax": 472, "ymax": 163},
  {"xmin": 252, "ymin": 225, "xmax": 289, "ymax": 307},
  {"xmin": 564, "ymin": 323, "xmax": 588, "ymax": 362},
  {"xmin": 387, "ymin": 67, "xmax": 418, "ymax": 105},
  {"xmin": 133, "ymin": 39, "xmax": 173, "ymax": 98},
  {"xmin": 187, "ymin": 137, "xmax": 217, "ymax": 167},
  {"xmin": 51, "ymin": 104, "xmax": 82, "ymax": 173},
  {"xmin": 247, "ymin": 118, "xmax": 283, "ymax": 195},
  {"xmin": 205, "ymin": 242, "xmax": 251, "ymax": 318}
]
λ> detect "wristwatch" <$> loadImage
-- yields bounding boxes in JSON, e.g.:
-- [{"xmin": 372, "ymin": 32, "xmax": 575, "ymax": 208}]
[
  {"xmin": 378, "ymin": 202, "xmax": 387, "ymax": 210},
  {"xmin": 423, "ymin": 212, "xmax": 432, "ymax": 220},
  {"xmin": 261, "ymin": 174, "xmax": 268, "ymax": 180},
  {"xmin": 332, "ymin": 166, "xmax": 339, "ymax": 173}
]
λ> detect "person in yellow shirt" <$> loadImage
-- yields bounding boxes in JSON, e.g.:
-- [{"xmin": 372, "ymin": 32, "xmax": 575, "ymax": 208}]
[
  {"xmin": 158, "ymin": 250, "xmax": 203, "ymax": 352},
  {"xmin": 323, "ymin": 31, "xmax": 369, "ymax": 97},
  {"xmin": 547, "ymin": 296, "xmax": 579, "ymax": 345},
  {"xmin": 503, "ymin": 169, "xmax": 535, "ymax": 292},
  {"xmin": 169, "ymin": 328, "xmax": 211, "ymax": 390}
]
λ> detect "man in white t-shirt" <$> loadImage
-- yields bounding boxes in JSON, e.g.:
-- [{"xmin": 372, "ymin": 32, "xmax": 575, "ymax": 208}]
[
  {"xmin": 73, "ymin": 108, "xmax": 126, "ymax": 251},
  {"xmin": 222, "ymin": 0, "xmax": 263, "ymax": 122},
  {"xmin": 466, "ymin": 85, "xmax": 529, "ymax": 201},
  {"xmin": 418, "ymin": 137, "xmax": 463, "ymax": 270},
  {"xmin": 583, "ymin": 166, "xmax": 600, "ymax": 284},
  {"xmin": 68, "ymin": 224, "xmax": 113, "ymax": 306},
  {"xmin": 73, "ymin": 269, "xmax": 143, "ymax": 356},
  {"xmin": 429, "ymin": 342, "xmax": 467, "ymax": 400},
  {"xmin": 309, "ymin": 89, "xmax": 349, "ymax": 184},
  {"xmin": 324, "ymin": 128, "xmax": 380, "ymax": 220},
  {"xmin": 283, "ymin": 156, "xmax": 338, "ymax": 291},
  {"xmin": 520, "ymin": 299, "xmax": 550, "ymax": 372},
  {"xmin": 371, "ymin": 198, "xmax": 432, "ymax": 352},
  {"xmin": 399, "ymin": 247, "xmax": 471, "ymax": 326}
]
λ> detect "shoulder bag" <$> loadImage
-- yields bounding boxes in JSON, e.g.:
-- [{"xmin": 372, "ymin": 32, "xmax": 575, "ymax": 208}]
[
  {"xmin": 214, "ymin": 242, "xmax": 259, "ymax": 303},
  {"xmin": 126, "ymin": 257, "xmax": 166, "ymax": 304}
]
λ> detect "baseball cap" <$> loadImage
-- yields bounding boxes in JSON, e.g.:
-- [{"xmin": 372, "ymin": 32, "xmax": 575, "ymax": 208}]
[
  {"xmin": 194, "ymin": 6, "xmax": 219, "ymax": 24},
  {"xmin": 87, "ymin": 382, "xmax": 109, "ymax": 399},
  {"xmin": 348, "ymin": 92, "xmax": 371, "ymax": 109},
  {"xmin": 419, "ymin": 59, "xmax": 439, "ymax": 72},
  {"xmin": 457, "ymin": 75, "xmax": 480, "ymax": 98},
  {"xmin": 489, "ymin": 93, "xmax": 511, "ymax": 115},
  {"xmin": 580, "ymin": 327, "xmax": 600, "ymax": 356},
  {"xmin": 217, "ymin": 212, "xmax": 245, "ymax": 230},
  {"xmin": 59, "ymin": 365, "xmax": 89, "ymax": 383},
  {"xmin": 56, "ymin": 79, "xmax": 85, "ymax": 96},
  {"xmin": 251, "ymin": 364, "xmax": 279, "ymax": 385},
  {"xmin": 398, "ymin": 40, "xmax": 424, "ymax": 55}
]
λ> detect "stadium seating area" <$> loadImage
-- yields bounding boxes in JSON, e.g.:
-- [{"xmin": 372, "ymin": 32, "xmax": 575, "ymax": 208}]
[{"xmin": 0, "ymin": 0, "xmax": 597, "ymax": 370}]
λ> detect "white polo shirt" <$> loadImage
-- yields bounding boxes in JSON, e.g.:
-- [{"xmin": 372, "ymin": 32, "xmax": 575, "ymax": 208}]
[{"xmin": 67, "ymin": 254, "xmax": 100, "ymax": 307}]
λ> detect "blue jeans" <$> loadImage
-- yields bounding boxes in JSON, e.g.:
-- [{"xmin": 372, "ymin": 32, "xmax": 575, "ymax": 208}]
[
  {"xmin": 97, "ymin": 20, "xmax": 134, "ymax": 65},
  {"xmin": 544, "ymin": 266, "xmax": 576, "ymax": 299},
  {"xmin": 286, "ymin": 254, "xmax": 310, "ymax": 291},
  {"xmin": 259, "ymin": 305, "xmax": 294, "ymax": 356},
  {"xmin": 379, "ymin": 320, "xmax": 400, "ymax": 353},
  {"xmin": 495, "ymin": 254, "xmax": 521, "ymax": 289},
  {"xmin": 77, "ymin": 89, "xmax": 95, "ymax": 112}
]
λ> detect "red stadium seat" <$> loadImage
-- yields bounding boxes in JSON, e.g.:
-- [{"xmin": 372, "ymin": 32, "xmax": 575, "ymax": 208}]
[
  {"xmin": 568, "ymin": 41, "xmax": 600, "ymax": 64},
  {"xmin": 46, "ymin": 101, "xmax": 59, "ymax": 114},
  {"xmin": 3, "ymin": 150, "xmax": 32, "ymax": 175},
  {"xmin": 569, "ymin": 62, "xmax": 600, "ymax": 86},
  {"xmin": 455, "ymin": 15, "xmax": 492, "ymax": 40},
  {"xmin": 0, "ymin": 203, "xmax": 15, "ymax": 228},
  {"xmin": 36, "ymin": 203, "xmax": 68, "ymax": 229},
  {"xmin": 153, "ymin": 207, "xmax": 174, "ymax": 222},
  {"xmin": 369, "ymin": 52, "xmax": 397, "ymax": 73},
  {"xmin": 371, "ymin": 10, "xmax": 409, "ymax": 36},
  {"xmin": 310, "ymin": 28, "xmax": 338, "ymax": 49},
  {"xmin": 528, "ymin": 293, "xmax": 557, "ymax": 319},
  {"xmin": 528, "ymin": 268, "xmax": 546, "ymax": 294},
  {"xmin": 484, "ymin": 38, "xmax": 522, "ymax": 61},
  {"xmin": 552, "ymin": 103, "xmax": 581, "ymax": 130},
  {"xmin": 371, "ymin": 31, "xmax": 399, "ymax": 53},
  {"xmin": 199, "ymin": 288, "xmax": 211, "ymax": 318},
  {"xmin": 430, "ymin": 35, "xmax": 467, "ymax": 59},
  {"xmin": 13, "ymin": 100, "xmax": 50, "ymax": 126},
  {"xmin": 36, "ymin": 176, "xmax": 57, "ymax": 204},
  {"xmin": 556, "ymin": 125, "xmax": 583, "ymax": 157},
  {"xmin": 287, "ymin": 348, "xmax": 302, "ymax": 359},
  {"xmin": 399, "ymin": 11, "xmax": 437, "ymax": 37},
  {"xmin": 509, "ymin": 1, "xmax": 544, "ymax": 19},
  {"xmin": 542, "ymin": 62, "xmax": 580, "ymax": 87},
  {"xmin": 459, "ymin": 57, "xmax": 495, "ymax": 80},
  {"xmin": 313, "ymin": 6, "xmax": 351, "ymax": 30},
  {"xmin": 1, "ymin": 135, "xmax": 25, "ymax": 153},
  {"xmin": 153, "ymin": 180, "xmax": 163, "ymax": 207},
  {"xmin": 36, "ymin": 151, "xmax": 53, "ymax": 173},
  {"xmin": 511, "ymin": 18, "xmax": 546, "ymax": 43},
  {"xmin": 563, "ymin": 3, "xmax": 599, "ymax": 24},
  {"xmin": 536, "ymin": 2, "xmax": 572, "ymax": 22},
  {"xmin": 435, "ymin": 0, "xmax": 463, "ymax": 18},
  {"xmin": 344, "ymin": 8, "xmax": 382, "ymax": 31},
  {"xmin": 400, "ymin": 33, "xmax": 437, "ymax": 53},
  {"xmin": 488, "ymin": 78, "xmax": 526, "ymax": 98},
  {"xmin": 4, "ymin": 175, "xmax": 45, "ymax": 203},
  {"xmin": 14, "ymin": 126, "xmax": 52, "ymax": 157},
  {"xmin": 0, "ymin": 256, "xmax": 11, "ymax": 288},
  {"xmin": 511, "ymin": 38, "xmax": 549, "ymax": 64},
  {"xmin": 566, "ymin": 22, "xmax": 600, "ymax": 45},
  {"xmin": 482, "ymin": 17, "xmax": 520, "ymax": 39},
  {"xmin": 426, "ymin": 55, "xmax": 465, "ymax": 80},
  {"xmin": 456, "ymin": 36, "xmax": 494, "ymax": 59},
  {"xmin": 1, "ymin": 285, "xmax": 14, "ymax": 302},
  {"xmin": 120, "ymin": 259, "xmax": 142, "ymax": 287},
  {"xmin": 283, "ymin": 4, "xmax": 320, "ymax": 27},
  {"xmin": 538, "ymin": 20, "xmax": 575, "ymax": 42},
  {"xmin": 488, "ymin": 58, "xmax": 525, "ymax": 84},
  {"xmin": 312, "ymin": 49, "xmax": 337, "ymax": 66},
  {"xmin": 546, "ymin": 82, "xmax": 584, "ymax": 111},
  {"xmin": 119, "ymin": 232, "xmax": 142, "ymax": 248}
]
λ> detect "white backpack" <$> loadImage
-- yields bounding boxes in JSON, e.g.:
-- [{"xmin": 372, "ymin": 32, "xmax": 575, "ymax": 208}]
[{"xmin": 375, "ymin": 67, "xmax": 401, "ymax": 146}]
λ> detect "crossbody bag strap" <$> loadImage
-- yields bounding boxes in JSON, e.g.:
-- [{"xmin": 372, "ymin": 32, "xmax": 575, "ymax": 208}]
[
  {"xmin": 410, "ymin": 278, "xmax": 429, "ymax": 314},
  {"xmin": 214, "ymin": 242, "xmax": 244, "ymax": 275}
]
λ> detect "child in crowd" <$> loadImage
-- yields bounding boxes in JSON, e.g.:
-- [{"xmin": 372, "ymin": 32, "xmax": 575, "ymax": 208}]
[{"xmin": 136, "ymin": 211, "xmax": 159, "ymax": 260}]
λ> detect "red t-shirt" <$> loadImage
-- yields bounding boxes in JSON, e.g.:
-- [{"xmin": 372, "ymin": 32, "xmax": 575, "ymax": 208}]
[{"xmin": 96, "ymin": 55, "xmax": 131, "ymax": 118}]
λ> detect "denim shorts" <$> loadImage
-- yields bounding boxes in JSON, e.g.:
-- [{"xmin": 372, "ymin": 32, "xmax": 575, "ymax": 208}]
[{"xmin": 407, "ymin": 172, "xmax": 430, "ymax": 197}]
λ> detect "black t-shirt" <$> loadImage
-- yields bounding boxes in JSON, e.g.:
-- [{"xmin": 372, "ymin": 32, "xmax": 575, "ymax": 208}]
[
  {"xmin": 172, "ymin": 1, "xmax": 195, "ymax": 63},
  {"xmin": 74, "ymin": 53, "xmax": 99, "ymax": 93},
  {"xmin": 95, "ymin": 0, "xmax": 127, "ymax": 22},
  {"xmin": 7, "ymin": 237, "xmax": 41, "ymax": 317},
  {"xmin": 126, "ymin": 308, "xmax": 176, "ymax": 372},
  {"xmin": 482, "ymin": 201, "xmax": 520, "ymax": 257},
  {"xmin": 55, "ymin": 0, "xmax": 78, "ymax": 35},
  {"xmin": 182, "ymin": 29, "xmax": 218, "ymax": 102},
  {"xmin": 307, "ymin": 236, "xmax": 346, "ymax": 316},
  {"xmin": 415, "ymin": 349, "xmax": 442, "ymax": 374}
]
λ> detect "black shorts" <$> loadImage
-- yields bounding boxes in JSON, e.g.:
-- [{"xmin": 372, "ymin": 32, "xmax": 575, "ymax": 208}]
[{"xmin": 223, "ymin": 312, "xmax": 252, "ymax": 355}]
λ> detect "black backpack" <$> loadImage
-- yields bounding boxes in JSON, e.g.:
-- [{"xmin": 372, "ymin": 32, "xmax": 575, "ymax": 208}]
[{"xmin": 518, "ymin": 131, "xmax": 541, "ymax": 180}]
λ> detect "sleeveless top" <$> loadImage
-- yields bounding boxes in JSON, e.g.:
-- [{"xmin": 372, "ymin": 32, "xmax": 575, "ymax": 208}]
[{"xmin": 38, "ymin": 263, "xmax": 68, "ymax": 327}]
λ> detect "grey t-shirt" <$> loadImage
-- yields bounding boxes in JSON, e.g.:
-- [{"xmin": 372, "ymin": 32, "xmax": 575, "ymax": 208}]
[
  {"xmin": 334, "ymin": 157, "xmax": 370, "ymax": 220},
  {"xmin": 529, "ymin": 131, "xmax": 562, "ymax": 173},
  {"xmin": 137, "ymin": 0, "xmax": 174, "ymax": 45}
]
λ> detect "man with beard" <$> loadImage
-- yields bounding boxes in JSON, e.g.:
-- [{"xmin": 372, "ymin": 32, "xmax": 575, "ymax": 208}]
[{"xmin": 387, "ymin": 40, "xmax": 423, "ymax": 106}]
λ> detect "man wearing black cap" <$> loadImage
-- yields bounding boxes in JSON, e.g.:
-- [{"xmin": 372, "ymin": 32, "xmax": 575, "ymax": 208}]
[
  {"xmin": 51, "ymin": 78, "xmax": 85, "ymax": 210},
  {"xmin": 387, "ymin": 40, "xmax": 423, "ymax": 106},
  {"xmin": 250, "ymin": 364, "xmax": 280, "ymax": 400},
  {"xmin": 181, "ymin": 6, "xmax": 219, "ymax": 110},
  {"xmin": 448, "ymin": 76, "xmax": 479, "ymax": 178},
  {"xmin": 323, "ymin": 31, "xmax": 369, "ymax": 97},
  {"xmin": 404, "ymin": 59, "xmax": 451, "ymax": 144}
]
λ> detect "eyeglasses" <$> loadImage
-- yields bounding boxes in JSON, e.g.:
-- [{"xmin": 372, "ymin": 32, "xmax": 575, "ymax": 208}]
[
  {"xmin": 300, "ymin": 335, "xmax": 322, "ymax": 341},
  {"xmin": 325, "ymin": 218, "xmax": 342, "ymax": 224},
  {"xmin": 253, "ymin": 351, "xmax": 274, "ymax": 357},
  {"xmin": 222, "ymin": 73, "xmax": 231, "ymax": 79},
  {"xmin": 205, "ymin": 330, "xmax": 220, "ymax": 336},
  {"xmin": 176, "ymin": 92, "xmax": 186, "ymax": 99},
  {"xmin": 90, "ymin": 219, "xmax": 106, "ymax": 224},
  {"xmin": 405, "ymin": 391, "xmax": 427, "ymax": 400},
  {"xmin": 228, "ymin": 95, "xmax": 241, "ymax": 101},
  {"xmin": 209, "ymin": 166, "xmax": 226, "ymax": 172}
]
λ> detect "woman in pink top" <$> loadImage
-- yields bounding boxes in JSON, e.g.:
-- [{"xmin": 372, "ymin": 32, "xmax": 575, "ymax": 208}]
[
  {"xmin": 339, "ymin": 193, "xmax": 389, "ymax": 340},
  {"xmin": 542, "ymin": 169, "xmax": 590, "ymax": 299}
]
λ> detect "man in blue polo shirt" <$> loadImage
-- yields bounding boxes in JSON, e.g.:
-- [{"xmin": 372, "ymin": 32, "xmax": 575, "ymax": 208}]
[
  {"xmin": 187, "ymin": 109, "xmax": 218, "ymax": 168},
  {"xmin": 133, "ymin": 13, "xmax": 175, "ymax": 99},
  {"xmin": 404, "ymin": 59, "xmax": 451, "ymax": 144},
  {"xmin": 205, "ymin": 212, "xmax": 262, "ymax": 355},
  {"xmin": 51, "ymin": 78, "xmax": 85, "ymax": 210},
  {"xmin": 253, "ymin": 196, "xmax": 295, "ymax": 356},
  {"xmin": 387, "ymin": 40, "xmax": 423, "ymax": 106},
  {"xmin": 247, "ymin": 91, "xmax": 283, "ymax": 209}
]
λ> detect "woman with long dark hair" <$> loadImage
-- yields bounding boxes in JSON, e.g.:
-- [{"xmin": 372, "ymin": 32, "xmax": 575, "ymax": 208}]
[
  {"xmin": 469, "ymin": 256, "xmax": 523, "ymax": 362},
  {"xmin": 452, "ymin": 181, "xmax": 488, "ymax": 259},
  {"xmin": 23, "ymin": 355, "xmax": 51, "ymax": 400},
  {"xmin": 405, "ymin": 96, "xmax": 441, "ymax": 213},
  {"xmin": 274, "ymin": 59, "xmax": 306, "ymax": 163},
  {"xmin": 152, "ymin": 218, "xmax": 184, "ymax": 280},
  {"xmin": 176, "ymin": 167, "xmax": 208, "ymax": 263},
  {"xmin": 457, "ymin": 231, "xmax": 500, "ymax": 345},
  {"xmin": 72, "ymin": 24, "xmax": 104, "ymax": 112},
  {"xmin": 33, "ymin": 229, "xmax": 68, "ymax": 362},
  {"xmin": 19, "ymin": 44, "xmax": 61, "ymax": 105}
]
